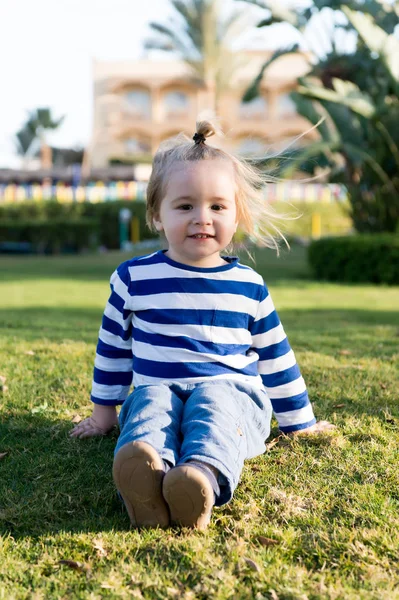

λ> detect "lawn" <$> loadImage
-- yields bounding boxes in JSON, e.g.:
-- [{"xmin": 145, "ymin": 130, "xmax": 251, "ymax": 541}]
[{"xmin": 0, "ymin": 245, "xmax": 398, "ymax": 600}]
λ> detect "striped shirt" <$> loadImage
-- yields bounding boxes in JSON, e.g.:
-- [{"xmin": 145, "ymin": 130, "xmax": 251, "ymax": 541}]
[{"xmin": 91, "ymin": 250, "xmax": 316, "ymax": 433}]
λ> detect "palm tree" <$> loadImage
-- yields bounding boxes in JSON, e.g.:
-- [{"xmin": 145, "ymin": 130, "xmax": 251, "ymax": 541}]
[
  {"xmin": 241, "ymin": 1, "xmax": 399, "ymax": 233},
  {"xmin": 15, "ymin": 120, "xmax": 38, "ymax": 166},
  {"xmin": 15, "ymin": 108, "xmax": 64, "ymax": 169},
  {"xmin": 145, "ymin": 0, "xmax": 252, "ymax": 111},
  {"xmin": 240, "ymin": 0, "xmax": 399, "ymax": 104}
]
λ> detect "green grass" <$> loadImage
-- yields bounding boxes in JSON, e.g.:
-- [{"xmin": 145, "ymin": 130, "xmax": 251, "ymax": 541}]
[{"xmin": 1, "ymin": 246, "xmax": 398, "ymax": 599}]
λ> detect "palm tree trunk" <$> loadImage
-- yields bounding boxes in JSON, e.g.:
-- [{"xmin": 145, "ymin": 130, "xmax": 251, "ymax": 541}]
[{"xmin": 40, "ymin": 143, "xmax": 52, "ymax": 170}]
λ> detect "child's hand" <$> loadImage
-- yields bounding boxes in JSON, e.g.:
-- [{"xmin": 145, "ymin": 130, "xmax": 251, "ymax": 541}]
[
  {"xmin": 70, "ymin": 404, "xmax": 118, "ymax": 439},
  {"xmin": 289, "ymin": 420, "xmax": 336, "ymax": 436}
]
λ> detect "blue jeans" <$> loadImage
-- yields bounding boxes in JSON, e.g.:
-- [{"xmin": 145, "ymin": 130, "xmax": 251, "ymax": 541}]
[{"xmin": 115, "ymin": 380, "xmax": 273, "ymax": 505}]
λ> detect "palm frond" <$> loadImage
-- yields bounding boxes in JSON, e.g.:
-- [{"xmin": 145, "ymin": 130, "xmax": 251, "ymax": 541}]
[
  {"xmin": 145, "ymin": 0, "xmax": 281, "ymax": 99},
  {"xmin": 342, "ymin": 6, "xmax": 399, "ymax": 86},
  {"xmin": 276, "ymin": 140, "xmax": 340, "ymax": 178},
  {"xmin": 290, "ymin": 92, "xmax": 334, "ymax": 142},
  {"xmin": 242, "ymin": 45, "xmax": 300, "ymax": 102},
  {"xmin": 297, "ymin": 78, "xmax": 375, "ymax": 118},
  {"xmin": 258, "ymin": 0, "xmax": 303, "ymax": 28},
  {"xmin": 144, "ymin": 38, "xmax": 175, "ymax": 52},
  {"xmin": 15, "ymin": 127, "xmax": 36, "ymax": 156},
  {"xmin": 375, "ymin": 122, "xmax": 399, "ymax": 170},
  {"xmin": 343, "ymin": 142, "xmax": 398, "ymax": 192},
  {"xmin": 172, "ymin": 0, "xmax": 204, "ymax": 50},
  {"xmin": 236, "ymin": 0, "xmax": 268, "ymax": 9},
  {"xmin": 146, "ymin": 22, "xmax": 200, "ymax": 61}
]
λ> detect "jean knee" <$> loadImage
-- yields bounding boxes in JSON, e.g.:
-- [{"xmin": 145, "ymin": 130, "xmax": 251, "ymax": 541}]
[{"xmin": 116, "ymin": 384, "xmax": 183, "ymax": 462}]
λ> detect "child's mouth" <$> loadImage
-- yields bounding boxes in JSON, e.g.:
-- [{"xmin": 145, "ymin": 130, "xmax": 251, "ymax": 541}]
[{"xmin": 189, "ymin": 234, "xmax": 214, "ymax": 239}]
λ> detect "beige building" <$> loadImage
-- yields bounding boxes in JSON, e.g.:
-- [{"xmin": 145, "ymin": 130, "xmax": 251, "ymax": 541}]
[{"xmin": 88, "ymin": 52, "xmax": 313, "ymax": 171}]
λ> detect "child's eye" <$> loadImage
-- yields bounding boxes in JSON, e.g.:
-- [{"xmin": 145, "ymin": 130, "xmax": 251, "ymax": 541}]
[
  {"xmin": 211, "ymin": 204, "xmax": 224, "ymax": 211},
  {"xmin": 177, "ymin": 204, "xmax": 192, "ymax": 210}
]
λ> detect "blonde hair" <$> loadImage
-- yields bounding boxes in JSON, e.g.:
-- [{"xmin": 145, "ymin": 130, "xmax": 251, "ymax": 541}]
[{"xmin": 146, "ymin": 116, "xmax": 287, "ymax": 252}]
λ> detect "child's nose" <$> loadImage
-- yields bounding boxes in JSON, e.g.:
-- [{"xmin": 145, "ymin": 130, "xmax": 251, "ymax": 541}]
[{"xmin": 193, "ymin": 207, "xmax": 211, "ymax": 225}]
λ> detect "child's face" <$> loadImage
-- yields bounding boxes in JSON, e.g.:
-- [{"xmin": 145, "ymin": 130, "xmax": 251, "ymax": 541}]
[{"xmin": 154, "ymin": 159, "xmax": 238, "ymax": 268}]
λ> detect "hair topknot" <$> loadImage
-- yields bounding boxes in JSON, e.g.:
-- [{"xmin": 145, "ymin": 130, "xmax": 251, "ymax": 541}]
[
  {"xmin": 146, "ymin": 114, "xmax": 289, "ymax": 253},
  {"xmin": 194, "ymin": 115, "xmax": 223, "ymax": 142}
]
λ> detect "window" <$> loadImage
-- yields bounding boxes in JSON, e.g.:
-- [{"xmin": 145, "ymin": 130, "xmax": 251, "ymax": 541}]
[
  {"xmin": 239, "ymin": 96, "xmax": 267, "ymax": 119},
  {"xmin": 125, "ymin": 137, "xmax": 151, "ymax": 155},
  {"xmin": 163, "ymin": 91, "xmax": 189, "ymax": 117},
  {"xmin": 278, "ymin": 94, "xmax": 296, "ymax": 116},
  {"xmin": 125, "ymin": 89, "xmax": 151, "ymax": 118},
  {"xmin": 237, "ymin": 137, "xmax": 268, "ymax": 157}
]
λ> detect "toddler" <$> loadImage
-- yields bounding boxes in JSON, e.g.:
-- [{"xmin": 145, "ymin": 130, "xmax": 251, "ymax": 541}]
[{"xmin": 71, "ymin": 118, "xmax": 332, "ymax": 529}]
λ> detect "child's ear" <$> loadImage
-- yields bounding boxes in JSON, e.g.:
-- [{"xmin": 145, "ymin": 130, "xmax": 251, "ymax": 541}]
[{"xmin": 153, "ymin": 217, "xmax": 163, "ymax": 232}]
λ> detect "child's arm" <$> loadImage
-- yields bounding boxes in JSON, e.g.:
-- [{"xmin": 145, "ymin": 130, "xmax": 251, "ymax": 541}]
[
  {"xmin": 71, "ymin": 262, "xmax": 134, "ymax": 439},
  {"xmin": 251, "ymin": 282, "xmax": 333, "ymax": 434},
  {"xmin": 70, "ymin": 404, "xmax": 119, "ymax": 438}
]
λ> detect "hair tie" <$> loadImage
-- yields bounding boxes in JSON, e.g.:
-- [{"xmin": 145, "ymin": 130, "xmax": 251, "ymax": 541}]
[{"xmin": 193, "ymin": 132, "xmax": 206, "ymax": 145}]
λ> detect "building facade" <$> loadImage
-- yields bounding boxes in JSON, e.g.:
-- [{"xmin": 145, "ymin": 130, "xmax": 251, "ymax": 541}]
[{"xmin": 88, "ymin": 52, "xmax": 314, "ymax": 171}]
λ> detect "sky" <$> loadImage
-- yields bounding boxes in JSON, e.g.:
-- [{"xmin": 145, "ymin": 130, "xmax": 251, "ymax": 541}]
[
  {"xmin": 0, "ymin": 0, "xmax": 173, "ymax": 167},
  {"xmin": 0, "ymin": 0, "xmax": 346, "ymax": 169}
]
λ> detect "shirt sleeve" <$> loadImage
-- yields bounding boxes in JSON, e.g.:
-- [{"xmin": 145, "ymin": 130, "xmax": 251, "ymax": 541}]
[
  {"xmin": 250, "ymin": 282, "xmax": 316, "ymax": 433},
  {"xmin": 90, "ymin": 261, "xmax": 134, "ymax": 405}
]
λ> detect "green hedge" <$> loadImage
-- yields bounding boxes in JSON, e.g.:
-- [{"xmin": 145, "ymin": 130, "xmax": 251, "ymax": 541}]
[
  {"xmin": 308, "ymin": 235, "xmax": 399, "ymax": 285},
  {"xmin": 0, "ymin": 199, "xmax": 353, "ymax": 253},
  {"xmin": 0, "ymin": 219, "xmax": 100, "ymax": 254},
  {"xmin": 273, "ymin": 201, "xmax": 352, "ymax": 239},
  {"xmin": 0, "ymin": 200, "xmax": 157, "ymax": 250},
  {"xmin": 79, "ymin": 201, "xmax": 155, "ymax": 249}
]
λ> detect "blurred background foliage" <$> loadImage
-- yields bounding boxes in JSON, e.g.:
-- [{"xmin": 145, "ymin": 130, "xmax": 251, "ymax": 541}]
[{"xmin": 241, "ymin": 0, "xmax": 399, "ymax": 234}]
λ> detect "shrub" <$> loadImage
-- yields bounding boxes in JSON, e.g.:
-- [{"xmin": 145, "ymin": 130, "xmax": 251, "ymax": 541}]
[
  {"xmin": 80, "ymin": 201, "xmax": 155, "ymax": 249},
  {"xmin": 0, "ymin": 218, "xmax": 99, "ymax": 254},
  {"xmin": 308, "ymin": 235, "xmax": 399, "ymax": 285},
  {"xmin": 273, "ymin": 201, "xmax": 352, "ymax": 239},
  {"xmin": 0, "ymin": 200, "xmax": 157, "ymax": 250}
]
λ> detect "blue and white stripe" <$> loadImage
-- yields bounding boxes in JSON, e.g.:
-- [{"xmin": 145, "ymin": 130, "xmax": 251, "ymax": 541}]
[{"xmin": 91, "ymin": 250, "xmax": 315, "ymax": 432}]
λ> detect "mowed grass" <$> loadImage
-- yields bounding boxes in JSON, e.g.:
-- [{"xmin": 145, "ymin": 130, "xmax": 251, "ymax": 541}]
[{"xmin": 0, "ymin": 245, "xmax": 398, "ymax": 600}]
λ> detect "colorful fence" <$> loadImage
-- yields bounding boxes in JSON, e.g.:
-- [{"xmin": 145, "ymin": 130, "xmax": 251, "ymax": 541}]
[
  {"xmin": 0, "ymin": 181, "xmax": 148, "ymax": 204},
  {"xmin": 265, "ymin": 182, "xmax": 346, "ymax": 203},
  {"xmin": 0, "ymin": 181, "xmax": 347, "ymax": 204}
]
